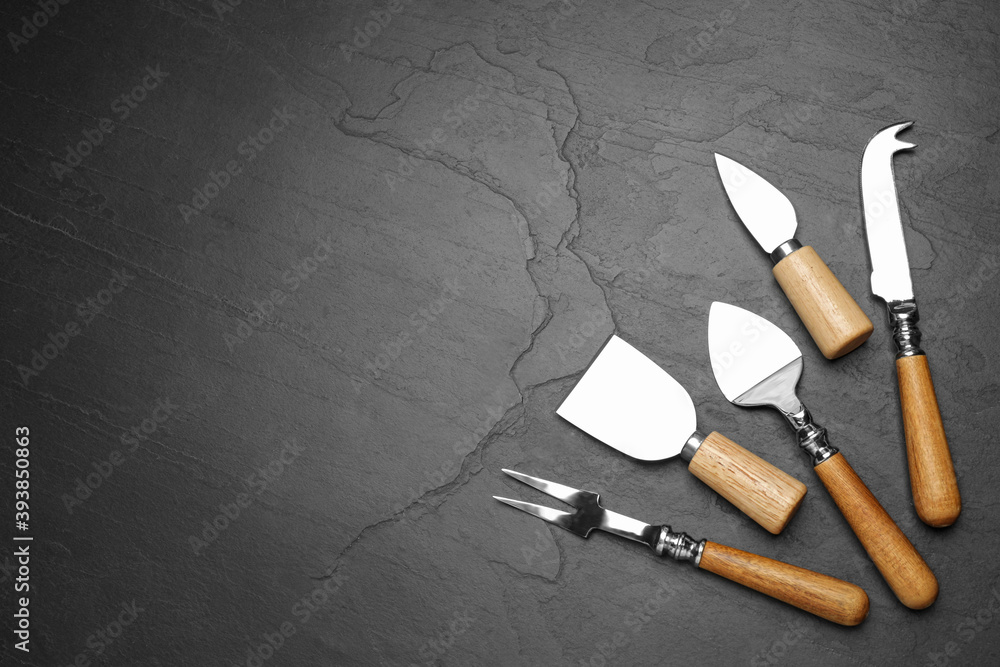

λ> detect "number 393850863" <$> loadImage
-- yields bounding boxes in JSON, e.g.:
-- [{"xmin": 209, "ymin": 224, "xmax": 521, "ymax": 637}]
[{"xmin": 15, "ymin": 427, "xmax": 30, "ymax": 530}]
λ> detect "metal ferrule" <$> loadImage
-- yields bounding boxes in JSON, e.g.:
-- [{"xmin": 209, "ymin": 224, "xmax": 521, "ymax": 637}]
[
  {"xmin": 655, "ymin": 526, "xmax": 705, "ymax": 566},
  {"xmin": 779, "ymin": 404, "xmax": 838, "ymax": 466},
  {"xmin": 887, "ymin": 299, "xmax": 924, "ymax": 358},
  {"xmin": 769, "ymin": 239, "xmax": 802, "ymax": 264},
  {"xmin": 679, "ymin": 431, "xmax": 706, "ymax": 462}
]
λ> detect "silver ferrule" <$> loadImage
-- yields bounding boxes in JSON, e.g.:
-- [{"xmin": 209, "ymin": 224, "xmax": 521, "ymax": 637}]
[
  {"xmin": 679, "ymin": 431, "xmax": 706, "ymax": 462},
  {"xmin": 655, "ymin": 526, "xmax": 705, "ymax": 566},
  {"xmin": 779, "ymin": 404, "xmax": 838, "ymax": 466},
  {"xmin": 769, "ymin": 239, "xmax": 802, "ymax": 264},
  {"xmin": 887, "ymin": 299, "xmax": 924, "ymax": 358}
]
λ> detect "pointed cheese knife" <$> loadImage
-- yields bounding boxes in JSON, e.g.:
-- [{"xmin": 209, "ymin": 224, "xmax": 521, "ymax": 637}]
[
  {"xmin": 708, "ymin": 302, "xmax": 938, "ymax": 609},
  {"xmin": 860, "ymin": 121, "xmax": 960, "ymax": 528},
  {"xmin": 557, "ymin": 335, "xmax": 807, "ymax": 534},
  {"xmin": 714, "ymin": 154, "xmax": 873, "ymax": 360}
]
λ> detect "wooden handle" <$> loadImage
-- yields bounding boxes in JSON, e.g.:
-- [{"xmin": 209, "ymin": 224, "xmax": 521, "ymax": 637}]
[
  {"xmin": 772, "ymin": 245, "xmax": 873, "ymax": 359},
  {"xmin": 698, "ymin": 541, "xmax": 869, "ymax": 626},
  {"xmin": 688, "ymin": 432, "xmax": 807, "ymax": 535},
  {"xmin": 814, "ymin": 453, "xmax": 938, "ymax": 609},
  {"xmin": 896, "ymin": 355, "xmax": 961, "ymax": 527}
]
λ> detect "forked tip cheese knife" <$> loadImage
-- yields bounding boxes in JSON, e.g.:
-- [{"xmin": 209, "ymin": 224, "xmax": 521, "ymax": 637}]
[
  {"xmin": 708, "ymin": 301, "xmax": 938, "ymax": 609},
  {"xmin": 714, "ymin": 153, "xmax": 874, "ymax": 360},
  {"xmin": 557, "ymin": 335, "xmax": 807, "ymax": 534},
  {"xmin": 860, "ymin": 121, "xmax": 961, "ymax": 528}
]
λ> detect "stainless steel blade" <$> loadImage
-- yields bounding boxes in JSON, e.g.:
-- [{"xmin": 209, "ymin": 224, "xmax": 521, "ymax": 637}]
[
  {"xmin": 501, "ymin": 468, "xmax": 587, "ymax": 505},
  {"xmin": 496, "ymin": 470, "xmax": 658, "ymax": 546},
  {"xmin": 861, "ymin": 121, "xmax": 917, "ymax": 302},
  {"xmin": 707, "ymin": 302, "xmax": 802, "ymax": 412},
  {"xmin": 715, "ymin": 153, "xmax": 798, "ymax": 254},
  {"xmin": 557, "ymin": 335, "xmax": 696, "ymax": 461},
  {"xmin": 708, "ymin": 304, "xmax": 837, "ymax": 466},
  {"xmin": 493, "ymin": 496, "xmax": 577, "ymax": 533}
]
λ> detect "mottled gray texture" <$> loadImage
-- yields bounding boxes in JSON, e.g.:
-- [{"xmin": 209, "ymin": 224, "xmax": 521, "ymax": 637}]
[{"xmin": 2, "ymin": 0, "xmax": 999, "ymax": 665}]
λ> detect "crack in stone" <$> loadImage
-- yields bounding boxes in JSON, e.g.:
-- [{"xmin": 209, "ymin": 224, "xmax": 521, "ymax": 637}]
[
  {"xmin": 486, "ymin": 558, "xmax": 559, "ymax": 586},
  {"xmin": 313, "ymin": 47, "xmax": 635, "ymax": 586},
  {"xmin": 509, "ymin": 302, "xmax": 554, "ymax": 396},
  {"xmin": 332, "ymin": 114, "xmax": 561, "ymax": 397},
  {"xmin": 535, "ymin": 60, "xmax": 623, "ymax": 336},
  {"xmin": 313, "ymin": 398, "xmax": 525, "ymax": 581}
]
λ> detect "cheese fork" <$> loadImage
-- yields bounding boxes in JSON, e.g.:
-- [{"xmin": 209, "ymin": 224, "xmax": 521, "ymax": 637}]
[{"xmin": 494, "ymin": 469, "xmax": 869, "ymax": 626}]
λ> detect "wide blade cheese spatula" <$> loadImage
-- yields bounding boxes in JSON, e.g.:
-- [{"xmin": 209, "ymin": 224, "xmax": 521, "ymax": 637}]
[
  {"xmin": 708, "ymin": 302, "xmax": 938, "ymax": 609},
  {"xmin": 557, "ymin": 335, "xmax": 806, "ymax": 534}
]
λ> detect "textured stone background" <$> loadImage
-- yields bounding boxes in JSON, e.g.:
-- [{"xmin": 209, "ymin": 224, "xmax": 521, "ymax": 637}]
[{"xmin": 3, "ymin": 0, "xmax": 999, "ymax": 665}]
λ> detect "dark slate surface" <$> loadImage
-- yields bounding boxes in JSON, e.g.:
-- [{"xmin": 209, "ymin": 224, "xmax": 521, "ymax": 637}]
[{"xmin": 3, "ymin": 0, "xmax": 999, "ymax": 665}]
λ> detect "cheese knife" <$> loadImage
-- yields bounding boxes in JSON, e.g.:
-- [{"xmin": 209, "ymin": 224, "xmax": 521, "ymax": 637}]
[
  {"xmin": 707, "ymin": 301, "xmax": 938, "ymax": 609},
  {"xmin": 714, "ymin": 153, "xmax": 874, "ymax": 359},
  {"xmin": 860, "ymin": 121, "xmax": 960, "ymax": 527},
  {"xmin": 557, "ymin": 335, "xmax": 807, "ymax": 534}
]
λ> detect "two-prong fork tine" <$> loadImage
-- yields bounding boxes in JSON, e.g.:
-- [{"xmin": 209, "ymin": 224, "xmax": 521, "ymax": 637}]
[
  {"xmin": 500, "ymin": 468, "xmax": 594, "ymax": 505},
  {"xmin": 492, "ymin": 497, "xmax": 580, "ymax": 534},
  {"xmin": 494, "ymin": 469, "xmax": 602, "ymax": 537}
]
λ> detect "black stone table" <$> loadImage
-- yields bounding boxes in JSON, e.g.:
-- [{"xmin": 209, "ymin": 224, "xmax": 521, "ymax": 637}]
[{"xmin": 3, "ymin": 0, "xmax": 999, "ymax": 664}]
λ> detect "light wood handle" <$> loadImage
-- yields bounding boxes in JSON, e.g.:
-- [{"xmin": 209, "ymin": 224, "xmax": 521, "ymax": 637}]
[
  {"xmin": 814, "ymin": 453, "xmax": 938, "ymax": 609},
  {"xmin": 897, "ymin": 354, "xmax": 961, "ymax": 527},
  {"xmin": 772, "ymin": 245, "xmax": 873, "ymax": 359},
  {"xmin": 698, "ymin": 541, "xmax": 869, "ymax": 626},
  {"xmin": 688, "ymin": 432, "xmax": 807, "ymax": 535}
]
